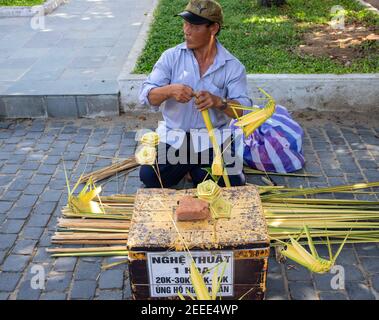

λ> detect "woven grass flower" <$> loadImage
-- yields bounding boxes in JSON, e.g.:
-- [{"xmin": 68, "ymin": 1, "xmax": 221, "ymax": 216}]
[
  {"xmin": 196, "ymin": 180, "xmax": 221, "ymax": 203},
  {"xmin": 233, "ymin": 88, "xmax": 276, "ymax": 137},
  {"xmin": 135, "ymin": 145, "xmax": 157, "ymax": 165},
  {"xmin": 68, "ymin": 178, "xmax": 104, "ymax": 214},
  {"xmin": 140, "ymin": 132, "xmax": 160, "ymax": 147},
  {"xmin": 210, "ymin": 196, "xmax": 232, "ymax": 219}
]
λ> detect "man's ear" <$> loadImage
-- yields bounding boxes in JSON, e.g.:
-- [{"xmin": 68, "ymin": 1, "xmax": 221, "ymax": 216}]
[{"xmin": 210, "ymin": 22, "xmax": 220, "ymax": 36}]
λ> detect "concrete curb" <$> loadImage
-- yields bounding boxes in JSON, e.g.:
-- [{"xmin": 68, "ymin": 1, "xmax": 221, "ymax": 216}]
[
  {"xmin": 0, "ymin": 0, "xmax": 67, "ymax": 17},
  {"xmin": 118, "ymin": 74, "xmax": 379, "ymax": 112},
  {"xmin": 0, "ymin": 94, "xmax": 119, "ymax": 119}
]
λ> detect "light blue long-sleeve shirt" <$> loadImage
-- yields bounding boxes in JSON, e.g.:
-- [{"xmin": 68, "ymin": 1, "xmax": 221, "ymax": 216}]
[{"xmin": 139, "ymin": 40, "xmax": 252, "ymax": 152}]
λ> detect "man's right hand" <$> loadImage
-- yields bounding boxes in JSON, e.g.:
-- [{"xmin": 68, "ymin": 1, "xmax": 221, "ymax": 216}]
[{"xmin": 169, "ymin": 84, "xmax": 194, "ymax": 103}]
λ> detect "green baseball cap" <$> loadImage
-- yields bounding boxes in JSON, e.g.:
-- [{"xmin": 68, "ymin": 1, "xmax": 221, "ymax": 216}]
[{"xmin": 177, "ymin": 0, "xmax": 224, "ymax": 26}]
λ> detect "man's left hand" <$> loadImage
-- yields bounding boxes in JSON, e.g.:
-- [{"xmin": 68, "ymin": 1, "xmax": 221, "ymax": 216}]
[{"xmin": 194, "ymin": 91, "xmax": 223, "ymax": 112}]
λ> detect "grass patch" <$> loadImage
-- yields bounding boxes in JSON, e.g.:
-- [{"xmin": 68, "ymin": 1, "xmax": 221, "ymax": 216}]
[
  {"xmin": 134, "ymin": 0, "xmax": 379, "ymax": 74},
  {"xmin": 0, "ymin": 0, "xmax": 44, "ymax": 6}
]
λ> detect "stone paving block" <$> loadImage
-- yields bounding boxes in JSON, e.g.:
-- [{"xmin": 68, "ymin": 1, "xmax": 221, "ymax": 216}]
[
  {"xmin": 1, "ymin": 219, "xmax": 25, "ymax": 233},
  {"xmin": 371, "ymin": 274, "xmax": 379, "ymax": 292},
  {"xmin": 6, "ymin": 155, "xmax": 26, "ymax": 165},
  {"xmin": 2, "ymin": 255, "xmax": 30, "ymax": 272},
  {"xmin": 38, "ymin": 230, "xmax": 53, "ymax": 247},
  {"xmin": 0, "ymin": 234, "xmax": 17, "ymax": 250},
  {"xmin": 16, "ymin": 195, "xmax": 38, "ymax": 208},
  {"xmin": 2, "ymin": 191, "xmax": 21, "ymax": 201},
  {"xmin": 360, "ymin": 258, "xmax": 379, "ymax": 275},
  {"xmin": 70, "ymin": 280, "xmax": 97, "ymax": 300},
  {"xmin": 345, "ymin": 282, "xmax": 376, "ymax": 300},
  {"xmin": 0, "ymin": 272, "xmax": 22, "ymax": 292},
  {"xmin": 355, "ymin": 243, "xmax": 379, "ymax": 257},
  {"xmin": 0, "ymin": 293, "xmax": 9, "ymax": 300},
  {"xmin": 27, "ymin": 214, "xmax": 51, "ymax": 228},
  {"xmin": 34, "ymin": 201, "xmax": 57, "ymax": 215},
  {"xmin": 16, "ymin": 280, "xmax": 42, "ymax": 300},
  {"xmin": 7, "ymin": 207, "xmax": 32, "ymax": 220},
  {"xmin": 44, "ymin": 156, "xmax": 62, "ymax": 165},
  {"xmin": 39, "ymin": 190, "xmax": 61, "ymax": 202},
  {"xmin": 38, "ymin": 164, "xmax": 57, "ymax": 175},
  {"xmin": 266, "ymin": 273, "xmax": 287, "ymax": 300},
  {"xmin": 0, "ymin": 144, "xmax": 16, "ymax": 152},
  {"xmin": 337, "ymin": 248, "xmax": 358, "ymax": 265},
  {"xmin": 0, "ymin": 175, "xmax": 13, "ymax": 187},
  {"xmin": 40, "ymin": 292, "xmax": 67, "ymax": 300},
  {"xmin": 285, "ymin": 263, "xmax": 313, "ymax": 281},
  {"xmin": 0, "ymin": 250, "xmax": 6, "ymax": 264},
  {"xmin": 61, "ymin": 152, "xmax": 81, "ymax": 161},
  {"xmin": 96, "ymin": 290, "xmax": 123, "ymax": 300},
  {"xmin": 0, "ymin": 201, "xmax": 13, "ymax": 213},
  {"xmin": 288, "ymin": 281, "xmax": 317, "ymax": 300},
  {"xmin": 32, "ymin": 247, "xmax": 50, "ymax": 263},
  {"xmin": 18, "ymin": 170, "xmax": 34, "ymax": 180},
  {"xmin": 98, "ymin": 269, "xmax": 124, "ymax": 290},
  {"xmin": 12, "ymin": 239, "xmax": 37, "ymax": 255},
  {"xmin": 8, "ymin": 178, "xmax": 29, "ymax": 191},
  {"xmin": 54, "ymin": 257, "xmax": 77, "ymax": 272},
  {"xmin": 24, "ymin": 184, "xmax": 46, "ymax": 195},
  {"xmin": 319, "ymin": 291, "xmax": 348, "ymax": 300},
  {"xmin": 22, "ymin": 226, "xmax": 44, "ymax": 240},
  {"xmin": 1, "ymin": 164, "xmax": 20, "ymax": 174},
  {"xmin": 46, "ymin": 272, "xmax": 73, "ymax": 292},
  {"xmin": 74, "ymin": 261, "xmax": 101, "ymax": 281}
]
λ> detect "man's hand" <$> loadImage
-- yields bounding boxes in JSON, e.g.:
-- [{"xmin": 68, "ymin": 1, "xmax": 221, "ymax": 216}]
[
  {"xmin": 194, "ymin": 91, "xmax": 223, "ymax": 112},
  {"xmin": 169, "ymin": 84, "xmax": 194, "ymax": 103}
]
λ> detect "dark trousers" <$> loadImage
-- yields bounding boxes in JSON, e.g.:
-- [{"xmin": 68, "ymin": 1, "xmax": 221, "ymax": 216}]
[{"xmin": 139, "ymin": 133, "xmax": 246, "ymax": 188}]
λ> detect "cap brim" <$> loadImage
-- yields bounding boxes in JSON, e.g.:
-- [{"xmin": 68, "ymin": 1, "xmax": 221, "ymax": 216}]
[{"xmin": 177, "ymin": 11, "xmax": 212, "ymax": 25}]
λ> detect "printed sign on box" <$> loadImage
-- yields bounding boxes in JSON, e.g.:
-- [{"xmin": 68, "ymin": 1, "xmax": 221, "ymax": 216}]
[{"xmin": 147, "ymin": 251, "xmax": 234, "ymax": 298}]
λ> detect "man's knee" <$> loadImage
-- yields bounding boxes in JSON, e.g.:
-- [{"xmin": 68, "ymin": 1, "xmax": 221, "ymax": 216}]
[
  {"xmin": 139, "ymin": 165, "xmax": 161, "ymax": 188},
  {"xmin": 229, "ymin": 172, "xmax": 246, "ymax": 186}
]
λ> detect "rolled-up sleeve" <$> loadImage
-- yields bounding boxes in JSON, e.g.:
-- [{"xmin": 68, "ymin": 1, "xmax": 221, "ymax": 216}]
[
  {"xmin": 225, "ymin": 62, "xmax": 252, "ymax": 107},
  {"xmin": 139, "ymin": 49, "xmax": 173, "ymax": 108}
]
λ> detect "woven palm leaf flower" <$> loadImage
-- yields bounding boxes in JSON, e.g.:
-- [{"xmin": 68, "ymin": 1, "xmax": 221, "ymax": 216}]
[
  {"xmin": 233, "ymin": 88, "xmax": 276, "ymax": 137},
  {"xmin": 210, "ymin": 196, "xmax": 232, "ymax": 219},
  {"xmin": 140, "ymin": 131, "xmax": 160, "ymax": 147},
  {"xmin": 196, "ymin": 180, "xmax": 222, "ymax": 203},
  {"xmin": 135, "ymin": 145, "xmax": 157, "ymax": 166},
  {"xmin": 279, "ymin": 225, "xmax": 349, "ymax": 274},
  {"xmin": 68, "ymin": 177, "xmax": 104, "ymax": 214}
]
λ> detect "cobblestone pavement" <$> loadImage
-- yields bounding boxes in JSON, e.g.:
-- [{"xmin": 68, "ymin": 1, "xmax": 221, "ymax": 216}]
[{"xmin": 0, "ymin": 113, "xmax": 378, "ymax": 300}]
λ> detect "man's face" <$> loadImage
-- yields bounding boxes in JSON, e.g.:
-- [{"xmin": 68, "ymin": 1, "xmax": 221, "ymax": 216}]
[{"xmin": 183, "ymin": 21, "xmax": 216, "ymax": 49}]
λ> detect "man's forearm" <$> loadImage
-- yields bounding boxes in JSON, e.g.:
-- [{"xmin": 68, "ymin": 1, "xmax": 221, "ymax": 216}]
[{"xmin": 147, "ymin": 86, "xmax": 172, "ymax": 106}]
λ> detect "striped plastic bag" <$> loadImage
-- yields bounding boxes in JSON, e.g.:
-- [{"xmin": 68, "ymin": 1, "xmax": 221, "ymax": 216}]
[{"xmin": 231, "ymin": 104, "xmax": 305, "ymax": 173}]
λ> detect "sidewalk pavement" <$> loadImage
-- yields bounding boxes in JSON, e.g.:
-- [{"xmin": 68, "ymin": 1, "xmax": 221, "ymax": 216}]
[
  {"xmin": 0, "ymin": 0, "xmax": 154, "ymax": 96},
  {"xmin": 0, "ymin": 113, "xmax": 378, "ymax": 300}
]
